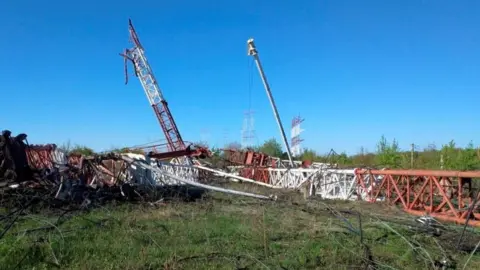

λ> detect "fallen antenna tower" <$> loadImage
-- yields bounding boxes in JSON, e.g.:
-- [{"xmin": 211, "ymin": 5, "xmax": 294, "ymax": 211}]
[{"xmin": 119, "ymin": 19, "xmax": 209, "ymax": 162}]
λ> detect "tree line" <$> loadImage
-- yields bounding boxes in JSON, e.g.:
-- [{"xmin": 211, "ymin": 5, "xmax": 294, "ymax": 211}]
[
  {"xmin": 58, "ymin": 136, "xmax": 480, "ymax": 171},
  {"xmin": 58, "ymin": 140, "xmax": 144, "ymax": 157},
  {"xmin": 217, "ymin": 136, "xmax": 480, "ymax": 171}
]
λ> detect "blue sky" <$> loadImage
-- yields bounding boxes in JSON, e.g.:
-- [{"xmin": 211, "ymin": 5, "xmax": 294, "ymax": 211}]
[{"xmin": 1, "ymin": 0, "xmax": 479, "ymax": 155}]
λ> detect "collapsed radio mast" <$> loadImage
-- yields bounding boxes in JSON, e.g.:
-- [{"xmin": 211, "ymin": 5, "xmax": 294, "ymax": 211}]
[{"xmin": 120, "ymin": 19, "xmax": 209, "ymax": 162}]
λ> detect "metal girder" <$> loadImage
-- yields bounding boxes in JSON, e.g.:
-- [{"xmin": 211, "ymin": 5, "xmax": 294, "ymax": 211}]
[
  {"xmin": 355, "ymin": 169, "xmax": 480, "ymax": 226},
  {"xmin": 228, "ymin": 165, "xmax": 480, "ymax": 226},
  {"xmin": 316, "ymin": 169, "xmax": 357, "ymax": 200},
  {"xmin": 121, "ymin": 153, "xmax": 199, "ymax": 186},
  {"xmin": 121, "ymin": 155, "xmax": 273, "ymax": 200},
  {"xmin": 229, "ymin": 166, "xmax": 358, "ymax": 200}
]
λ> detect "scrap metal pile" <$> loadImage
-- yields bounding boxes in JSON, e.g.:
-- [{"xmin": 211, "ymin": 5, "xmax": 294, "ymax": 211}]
[
  {"xmin": 1, "ymin": 130, "xmax": 132, "ymax": 207},
  {"xmin": 1, "ymin": 130, "xmax": 67, "ymax": 191},
  {"xmin": 0, "ymin": 130, "xmax": 272, "ymax": 211}
]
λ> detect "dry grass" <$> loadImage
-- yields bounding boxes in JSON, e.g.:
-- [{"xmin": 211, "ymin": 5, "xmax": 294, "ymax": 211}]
[{"xmin": 1, "ymin": 184, "xmax": 480, "ymax": 270}]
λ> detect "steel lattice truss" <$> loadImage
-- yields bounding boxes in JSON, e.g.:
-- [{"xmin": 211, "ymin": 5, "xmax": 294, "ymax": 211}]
[
  {"xmin": 222, "ymin": 165, "xmax": 480, "ymax": 226},
  {"xmin": 121, "ymin": 20, "xmax": 185, "ymax": 152},
  {"xmin": 355, "ymin": 169, "xmax": 480, "ymax": 226}
]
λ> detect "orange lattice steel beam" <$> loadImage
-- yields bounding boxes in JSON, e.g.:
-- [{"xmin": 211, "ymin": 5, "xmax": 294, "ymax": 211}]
[
  {"xmin": 355, "ymin": 169, "xmax": 480, "ymax": 226},
  {"xmin": 240, "ymin": 167, "xmax": 270, "ymax": 184}
]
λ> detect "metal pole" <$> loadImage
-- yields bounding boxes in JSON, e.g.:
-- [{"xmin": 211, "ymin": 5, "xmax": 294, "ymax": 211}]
[
  {"xmin": 410, "ymin": 143, "xmax": 414, "ymax": 169},
  {"xmin": 247, "ymin": 38, "xmax": 294, "ymax": 167}
]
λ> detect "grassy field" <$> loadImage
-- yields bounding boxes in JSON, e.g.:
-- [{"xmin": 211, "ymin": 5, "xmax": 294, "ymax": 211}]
[{"xmin": 1, "ymin": 184, "xmax": 480, "ymax": 270}]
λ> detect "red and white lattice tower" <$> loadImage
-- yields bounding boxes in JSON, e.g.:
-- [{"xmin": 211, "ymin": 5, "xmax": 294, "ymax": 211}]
[
  {"xmin": 291, "ymin": 116, "xmax": 304, "ymax": 157},
  {"xmin": 120, "ymin": 19, "xmax": 185, "ymax": 152}
]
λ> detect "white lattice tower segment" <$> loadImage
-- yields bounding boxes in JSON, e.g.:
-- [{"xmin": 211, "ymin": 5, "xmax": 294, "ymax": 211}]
[
  {"xmin": 315, "ymin": 169, "xmax": 357, "ymax": 200},
  {"xmin": 264, "ymin": 167, "xmax": 357, "ymax": 200},
  {"xmin": 130, "ymin": 46, "xmax": 164, "ymax": 105},
  {"xmin": 122, "ymin": 153, "xmax": 199, "ymax": 186}
]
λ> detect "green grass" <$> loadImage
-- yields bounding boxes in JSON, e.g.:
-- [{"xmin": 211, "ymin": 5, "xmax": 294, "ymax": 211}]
[{"xmin": 1, "ymin": 189, "xmax": 480, "ymax": 270}]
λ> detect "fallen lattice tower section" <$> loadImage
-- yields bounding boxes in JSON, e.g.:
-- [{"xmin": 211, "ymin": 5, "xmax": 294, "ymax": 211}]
[
  {"xmin": 221, "ymin": 163, "xmax": 480, "ymax": 226},
  {"xmin": 2, "ymin": 130, "xmax": 480, "ymax": 228}
]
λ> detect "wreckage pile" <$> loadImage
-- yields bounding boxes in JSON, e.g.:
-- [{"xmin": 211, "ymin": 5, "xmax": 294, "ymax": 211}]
[
  {"xmin": 1, "ymin": 131, "xmax": 176, "ymax": 209},
  {"xmin": 1, "ymin": 131, "xmax": 118, "ymax": 208},
  {"xmin": 0, "ymin": 131, "xmax": 221, "ymax": 243},
  {"xmin": 0, "ymin": 130, "xmax": 264, "ymax": 211}
]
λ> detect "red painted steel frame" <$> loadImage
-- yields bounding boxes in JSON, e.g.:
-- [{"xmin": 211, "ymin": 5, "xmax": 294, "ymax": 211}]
[
  {"xmin": 222, "ymin": 149, "xmax": 274, "ymax": 183},
  {"xmin": 26, "ymin": 144, "xmax": 57, "ymax": 170},
  {"xmin": 240, "ymin": 167, "xmax": 270, "ymax": 184},
  {"xmin": 152, "ymin": 101, "xmax": 185, "ymax": 152},
  {"xmin": 223, "ymin": 149, "xmax": 273, "ymax": 167},
  {"xmin": 355, "ymin": 169, "xmax": 480, "ymax": 226}
]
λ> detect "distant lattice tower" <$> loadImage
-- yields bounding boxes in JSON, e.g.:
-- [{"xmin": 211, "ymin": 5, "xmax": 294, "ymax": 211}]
[
  {"xmin": 291, "ymin": 116, "xmax": 305, "ymax": 157},
  {"xmin": 241, "ymin": 110, "xmax": 256, "ymax": 148}
]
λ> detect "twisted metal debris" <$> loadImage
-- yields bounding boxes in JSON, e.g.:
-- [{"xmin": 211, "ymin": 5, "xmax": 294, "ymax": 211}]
[{"xmin": 1, "ymin": 130, "xmax": 273, "ymax": 204}]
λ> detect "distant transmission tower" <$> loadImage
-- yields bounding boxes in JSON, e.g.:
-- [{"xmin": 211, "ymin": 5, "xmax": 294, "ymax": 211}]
[
  {"xmin": 291, "ymin": 116, "xmax": 305, "ymax": 157},
  {"xmin": 241, "ymin": 110, "xmax": 256, "ymax": 148}
]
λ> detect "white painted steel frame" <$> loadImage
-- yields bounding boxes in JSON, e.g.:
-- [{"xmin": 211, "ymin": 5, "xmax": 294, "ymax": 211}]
[
  {"xmin": 354, "ymin": 172, "xmax": 386, "ymax": 202},
  {"xmin": 224, "ymin": 166, "xmax": 358, "ymax": 200},
  {"xmin": 266, "ymin": 168, "xmax": 357, "ymax": 200},
  {"xmin": 121, "ymin": 153, "xmax": 199, "ymax": 186},
  {"xmin": 122, "ymin": 156, "xmax": 272, "ymax": 200},
  {"xmin": 121, "ymin": 153, "xmax": 359, "ymax": 201}
]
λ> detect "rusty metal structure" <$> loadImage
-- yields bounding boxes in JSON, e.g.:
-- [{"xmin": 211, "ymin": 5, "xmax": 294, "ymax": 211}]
[
  {"xmin": 223, "ymin": 148, "xmax": 273, "ymax": 167},
  {"xmin": 221, "ymin": 162, "xmax": 480, "ymax": 226},
  {"xmin": 27, "ymin": 144, "xmax": 68, "ymax": 171},
  {"xmin": 355, "ymin": 169, "xmax": 480, "ymax": 226},
  {"xmin": 1, "ymin": 130, "xmax": 272, "ymax": 202},
  {"xmin": 219, "ymin": 142, "xmax": 480, "ymax": 227},
  {"xmin": 1, "ymin": 130, "xmax": 108, "ymax": 191},
  {"xmin": 120, "ymin": 19, "xmax": 209, "ymax": 162}
]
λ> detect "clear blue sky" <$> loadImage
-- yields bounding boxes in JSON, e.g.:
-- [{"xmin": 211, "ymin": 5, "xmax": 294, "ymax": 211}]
[{"xmin": 1, "ymin": 0, "xmax": 479, "ymax": 155}]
